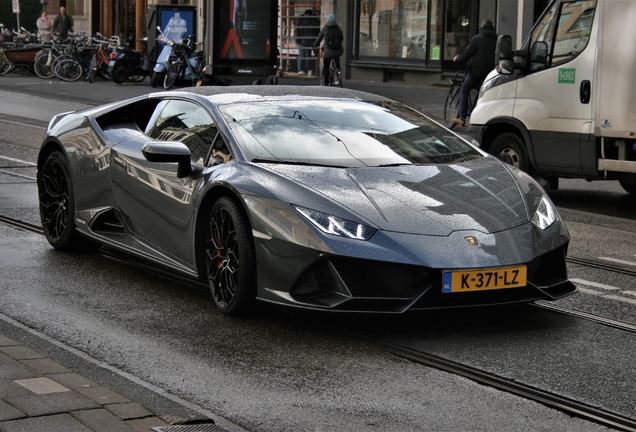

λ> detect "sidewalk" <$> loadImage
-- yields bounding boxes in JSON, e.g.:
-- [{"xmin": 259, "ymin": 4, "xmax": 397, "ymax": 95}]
[{"xmin": 0, "ymin": 331, "xmax": 225, "ymax": 432}]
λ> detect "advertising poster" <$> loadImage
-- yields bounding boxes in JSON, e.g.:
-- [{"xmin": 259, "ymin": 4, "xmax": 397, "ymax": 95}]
[
  {"xmin": 159, "ymin": 9, "xmax": 195, "ymax": 42},
  {"xmin": 216, "ymin": 0, "xmax": 273, "ymax": 61}
]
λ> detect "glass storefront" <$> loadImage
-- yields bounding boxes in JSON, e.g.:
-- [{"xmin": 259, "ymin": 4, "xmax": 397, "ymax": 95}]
[{"xmin": 355, "ymin": 0, "xmax": 479, "ymax": 68}]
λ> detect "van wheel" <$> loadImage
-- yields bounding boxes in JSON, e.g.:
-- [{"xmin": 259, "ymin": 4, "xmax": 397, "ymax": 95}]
[
  {"xmin": 490, "ymin": 133, "xmax": 529, "ymax": 172},
  {"xmin": 619, "ymin": 174, "xmax": 636, "ymax": 195}
]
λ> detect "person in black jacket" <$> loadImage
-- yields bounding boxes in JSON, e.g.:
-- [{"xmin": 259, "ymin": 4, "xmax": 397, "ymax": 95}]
[
  {"xmin": 296, "ymin": 10, "xmax": 320, "ymax": 75},
  {"xmin": 452, "ymin": 20, "xmax": 497, "ymax": 127},
  {"xmin": 312, "ymin": 14, "xmax": 344, "ymax": 86}
]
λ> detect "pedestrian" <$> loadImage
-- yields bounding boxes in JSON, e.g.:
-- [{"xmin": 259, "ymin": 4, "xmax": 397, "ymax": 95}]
[
  {"xmin": 296, "ymin": 9, "xmax": 320, "ymax": 76},
  {"xmin": 312, "ymin": 14, "xmax": 344, "ymax": 85},
  {"xmin": 52, "ymin": 6, "xmax": 74, "ymax": 40},
  {"xmin": 36, "ymin": 11, "xmax": 52, "ymax": 44},
  {"xmin": 451, "ymin": 19, "xmax": 497, "ymax": 127}
]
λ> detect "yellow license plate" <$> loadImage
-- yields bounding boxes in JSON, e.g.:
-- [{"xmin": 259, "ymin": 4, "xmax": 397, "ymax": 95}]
[{"xmin": 442, "ymin": 266, "xmax": 527, "ymax": 293}]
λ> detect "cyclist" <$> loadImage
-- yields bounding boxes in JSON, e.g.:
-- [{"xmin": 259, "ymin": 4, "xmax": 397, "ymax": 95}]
[
  {"xmin": 451, "ymin": 19, "xmax": 497, "ymax": 127},
  {"xmin": 312, "ymin": 14, "xmax": 344, "ymax": 86}
]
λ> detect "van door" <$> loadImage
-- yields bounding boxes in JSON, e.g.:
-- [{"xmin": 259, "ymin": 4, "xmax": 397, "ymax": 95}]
[{"xmin": 514, "ymin": 0, "xmax": 597, "ymax": 176}]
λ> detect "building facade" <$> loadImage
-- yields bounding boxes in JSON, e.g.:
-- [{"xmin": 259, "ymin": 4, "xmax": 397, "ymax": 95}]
[{"xmin": 44, "ymin": 0, "xmax": 549, "ymax": 85}]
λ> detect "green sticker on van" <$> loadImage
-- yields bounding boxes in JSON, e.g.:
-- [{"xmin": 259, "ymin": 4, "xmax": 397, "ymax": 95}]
[{"xmin": 558, "ymin": 68, "xmax": 576, "ymax": 84}]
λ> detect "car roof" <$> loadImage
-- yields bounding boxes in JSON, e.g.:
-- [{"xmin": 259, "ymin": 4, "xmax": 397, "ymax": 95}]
[{"xmin": 178, "ymin": 85, "xmax": 395, "ymax": 105}]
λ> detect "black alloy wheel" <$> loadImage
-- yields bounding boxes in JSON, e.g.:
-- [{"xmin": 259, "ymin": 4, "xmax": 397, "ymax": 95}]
[
  {"xmin": 205, "ymin": 196, "xmax": 256, "ymax": 316},
  {"xmin": 38, "ymin": 151, "xmax": 84, "ymax": 250}
]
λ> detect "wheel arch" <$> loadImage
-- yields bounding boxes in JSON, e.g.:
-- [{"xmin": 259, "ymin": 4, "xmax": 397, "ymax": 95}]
[
  {"xmin": 37, "ymin": 139, "xmax": 67, "ymax": 174},
  {"xmin": 480, "ymin": 117, "xmax": 537, "ymax": 172}
]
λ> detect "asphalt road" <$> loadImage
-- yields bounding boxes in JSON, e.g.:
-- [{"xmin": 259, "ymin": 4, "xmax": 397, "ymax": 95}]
[{"xmin": 1, "ymin": 73, "xmax": 635, "ymax": 431}]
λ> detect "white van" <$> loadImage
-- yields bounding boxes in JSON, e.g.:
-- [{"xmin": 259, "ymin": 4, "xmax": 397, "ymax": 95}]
[{"xmin": 468, "ymin": 0, "xmax": 636, "ymax": 193}]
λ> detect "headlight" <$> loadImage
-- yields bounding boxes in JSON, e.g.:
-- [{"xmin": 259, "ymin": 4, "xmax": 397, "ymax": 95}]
[
  {"xmin": 532, "ymin": 195, "xmax": 557, "ymax": 230},
  {"xmin": 293, "ymin": 206, "xmax": 376, "ymax": 240}
]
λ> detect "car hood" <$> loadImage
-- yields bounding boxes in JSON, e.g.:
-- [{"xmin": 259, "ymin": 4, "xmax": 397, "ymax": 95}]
[{"xmin": 262, "ymin": 157, "xmax": 531, "ymax": 236}]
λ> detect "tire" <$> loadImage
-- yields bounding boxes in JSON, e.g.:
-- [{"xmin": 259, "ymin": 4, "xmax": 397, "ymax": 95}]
[
  {"xmin": 88, "ymin": 54, "xmax": 97, "ymax": 83},
  {"xmin": 111, "ymin": 63, "xmax": 127, "ymax": 84},
  {"xmin": 164, "ymin": 62, "xmax": 182, "ymax": 89},
  {"xmin": 33, "ymin": 51, "xmax": 56, "ymax": 79},
  {"xmin": 443, "ymin": 86, "xmax": 460, "ymax": 129},
  {"xmin": 490, "ymin": 132, "xmax": 530, "ymax": 173},
  {"xmin": 54, "ymin": 58, "xmax": 83, "ymax": 82},
  {"xmin": 619, "ymin": 174, "xmax": 636, "ymax": 195},
  {"xmin": 319, "ymin": 63, "xmax": 326, "ymax": 86},
  {"xmin": 332, "ymin": 68, "xmax": 342, "ymax": 87},
  {"xmin": 0, "ymin": 61, "xmax": 14, "ymax": 75},
  {"xmin": 205, "ymin": 196, "xmax": 256, "ymax": 316},
  {"xmin": 150, "ymin": 71, "xmax": 163, "ymax": 88},
  {"xmin": 129, "ymin": 73, "xmax": 146, "ymax": 83},
  {"xmin": 38, "ymin": 151, "xmax": 85, "ymax": 251}
]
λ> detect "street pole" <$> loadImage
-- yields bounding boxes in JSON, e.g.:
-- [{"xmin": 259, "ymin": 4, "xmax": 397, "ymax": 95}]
[{"xmin": 12, "ymin": 0, "xmax": 20, "ymax": 30}]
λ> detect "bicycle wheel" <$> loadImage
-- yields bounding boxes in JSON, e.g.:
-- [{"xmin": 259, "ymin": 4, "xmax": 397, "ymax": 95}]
[
  {"xmin": 54, "ymin": 58, "xmax": 83, "ymax": 82},
  {"xmin": 34, "ymin": 51, "xmax": 56, "ymax": 79},
  {"xmin": 331, "ymin": 67, "xmax": 342, "ymax": 88},
  {"xmin": 319, "ymin": 63, "xmax": 326, "ymax": 86},
  {"xmin": 443, "ymin": 85, "xmax": 460, "ymax": 129},
  {"xmin": 87, "ymin": 54, "xmax": 97, "ymax": 83},
  {"xmin": 164, "ymin": 62, "xmax": 183, "ymax": 89},
  {"xmin": 0, "ymin": 62, "xmax": 14, "ymax": 75},
  {"xmin": 0, "ymin": 56, "xmax": 14, "ymax": 75}
]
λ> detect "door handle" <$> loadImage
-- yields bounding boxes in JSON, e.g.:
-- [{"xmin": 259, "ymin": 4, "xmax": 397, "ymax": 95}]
[{"xmin": 580, "ymin": 80, "xmax": 591, "ymax": 104}]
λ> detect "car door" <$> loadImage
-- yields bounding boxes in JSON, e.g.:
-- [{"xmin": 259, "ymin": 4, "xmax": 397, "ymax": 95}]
[
  {"xmin": 110, "ymin": 98, "xmax": 220, "ymax": 266},
  {"xmin": 513, "ymin": 0, "xmax": 596, "ymax": 176}
]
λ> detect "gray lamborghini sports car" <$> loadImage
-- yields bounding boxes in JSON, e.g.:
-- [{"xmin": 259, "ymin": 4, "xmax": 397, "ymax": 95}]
[{"xmin": 36, "ymin": 86, "xmax": 576, "ymax": 315}]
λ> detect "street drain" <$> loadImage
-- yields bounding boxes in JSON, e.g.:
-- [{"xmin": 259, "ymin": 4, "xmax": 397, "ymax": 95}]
[{"xmin": 152, "ymin": 425, "xmax": 227, "ymax": 432}]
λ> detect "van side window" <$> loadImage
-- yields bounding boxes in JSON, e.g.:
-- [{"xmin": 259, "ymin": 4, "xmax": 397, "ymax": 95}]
[{"xmin": 530, "ymin": 0, "xmax": 596, "ymax": 70}]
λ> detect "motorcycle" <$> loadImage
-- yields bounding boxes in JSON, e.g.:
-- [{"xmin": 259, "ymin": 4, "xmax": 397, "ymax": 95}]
[
  {"xmin": 108, "ymin": 37, "xmax": 151, "ymax": 84},
  {"xmin": 151, "ymin": 25, "xmax": 184, "ymax": 88}
]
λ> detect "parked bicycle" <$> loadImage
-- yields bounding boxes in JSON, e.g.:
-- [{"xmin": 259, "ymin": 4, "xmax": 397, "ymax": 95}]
[
  {"xmin": 87, "ymin": 33, "xmax": 118, "ymax": 83},
  {"xmin": 163, "ymin": 35, "xmax": 206, "ymax": 89},
  {"xmin": 317, "ymin": 47, "xmax": 342, "ymax": 87},
  {"xmin": 53, "ymin": 33, "xmax": 94, "ymax": 82},
  {"xmin": 443, "ymin": 70, "xmax": 480, "ymax": 129},
  {"xmin": 33, "ymin": 33, "xmax": 74, "ymax": 79}
]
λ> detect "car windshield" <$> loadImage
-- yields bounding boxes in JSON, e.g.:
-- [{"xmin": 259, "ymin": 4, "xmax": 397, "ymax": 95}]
[{"xmin": 219, "ymin": 99, "xmax": 482, "ymax": 167}]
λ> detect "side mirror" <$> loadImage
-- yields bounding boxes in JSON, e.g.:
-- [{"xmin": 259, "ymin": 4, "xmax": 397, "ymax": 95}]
[
  {"xmin": 142, "ymin": 141, "xmax": 193, "ymax": 178},
  {"xmin": 496, "ymin": 35, "xmax": 515, "ymax": 75},
  {"xmin": 529, "ymin": 41, "xmax": 548, "ymax": 73}
]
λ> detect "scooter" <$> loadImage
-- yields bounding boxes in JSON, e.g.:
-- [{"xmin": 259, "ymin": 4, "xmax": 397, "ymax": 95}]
[
  {"xmin": 108, "ymin": 37, "xmax": 151, "ymax": 84},
  {"xmin": 151, "ymin": 25, "xmax": 184, "ymax": 88}
]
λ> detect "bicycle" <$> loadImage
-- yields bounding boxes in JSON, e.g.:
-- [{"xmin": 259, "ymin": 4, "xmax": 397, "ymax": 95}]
[
  {"xmin": 33, "ymin": 34, "xmax": 73, "ymax": 79},
  {"xmin": 443, "ymin": 70, "xmax": 480, "ymax": 129},
  {"xmin": 53, "ymin": 34, "xmax": 94, "ymax": 82},
  {"xmin": 87, "ymin": 33, "xmax": 118, "ymax": 83},
  {"xmin": 318, "ymin": 47, "xmax": 342, "ymax": 87}
]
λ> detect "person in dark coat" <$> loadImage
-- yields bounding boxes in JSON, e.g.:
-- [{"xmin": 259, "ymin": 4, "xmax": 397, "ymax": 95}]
[
  {"xmin": 52, "ymin": 6, "xmax": 74, "ymax": 40},
  {"xmin": 312, "ymin": 14, "xmax": 344, "ymax": 85},
  {"xmin": 296, "ymin": 9, "xmax": 320, "ymax": 75},
  {"xmin": 452, "ymin": 20, "xmax": 497, "ymax": 127}
]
